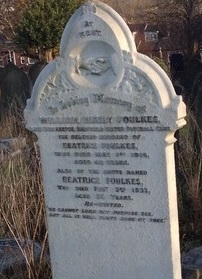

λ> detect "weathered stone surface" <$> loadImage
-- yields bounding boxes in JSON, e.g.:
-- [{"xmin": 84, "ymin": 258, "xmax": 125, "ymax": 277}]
[{"xmin": 24, "ymin": 1, "xmax": 186, "ymax": 279}]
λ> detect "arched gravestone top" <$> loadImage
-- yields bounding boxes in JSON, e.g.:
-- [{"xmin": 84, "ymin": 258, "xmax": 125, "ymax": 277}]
[
  {"xmin": 25, "ymin": 0, "xmax": 185, "ymax": 132},
  {"xmin": 25, "ymin": 1, "xmax": 186, "ymax": 279}
]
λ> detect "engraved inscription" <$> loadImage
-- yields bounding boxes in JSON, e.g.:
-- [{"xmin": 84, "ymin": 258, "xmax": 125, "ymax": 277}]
[{"xmin": 44, "ymin": 113, "xmax": 170, "ymax": 223}]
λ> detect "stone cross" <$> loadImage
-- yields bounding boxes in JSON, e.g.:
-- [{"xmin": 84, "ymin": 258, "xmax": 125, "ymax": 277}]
[{"xmin": 24, "ymin": 1, "xmax": 186, "ymax": 278}]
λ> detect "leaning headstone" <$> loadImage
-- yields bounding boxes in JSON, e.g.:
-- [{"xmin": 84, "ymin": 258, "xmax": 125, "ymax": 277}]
[{"xmin": 24, "ymin": 1, "xmax": 186, "ymax": 279}]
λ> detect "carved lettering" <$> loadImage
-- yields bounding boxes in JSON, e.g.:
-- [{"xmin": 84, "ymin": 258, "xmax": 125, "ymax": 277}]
[
  {"xmin": 106, "ymin": 178, "xmax": 141, "ymax": 185},
  {"xmin": 123, "ymin": 116, "xmax": 159, "ymax": 123},
  {"xmin": 63, "ymin": 142, "xmax": 97, "ymax": 149},
  {"xmin": 84, "ymin": 21, "xmax": 94, "ymax": 27},
  {"xmin": 44, "ymin": 111, "xmax": 169, "ymax": 224},
  {"xmin": 62, "ymin": 176, "xmax": 100, "ymax": 184}
]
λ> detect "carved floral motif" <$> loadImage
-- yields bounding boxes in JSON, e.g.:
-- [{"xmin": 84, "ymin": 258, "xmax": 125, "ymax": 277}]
[
  {"xmin": 115, "ymin": 51, "xmax": 157, "ymax": 105},
  {"xmin": 36, "ymin": 50, "xmax": 158, "ymax": 116}
]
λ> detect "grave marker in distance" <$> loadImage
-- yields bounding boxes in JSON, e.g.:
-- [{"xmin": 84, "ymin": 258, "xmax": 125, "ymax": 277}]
[{"xmin": 24, "ymin": 1, "xmax": 186, "ymax": 278}]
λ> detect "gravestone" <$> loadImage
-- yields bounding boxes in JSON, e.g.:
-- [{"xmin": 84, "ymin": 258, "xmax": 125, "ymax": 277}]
[
  {"xmin": 24, "ymin": 1, "xmax": 186, "ymax": 279},
  {"xmin": 28, "ymin": 60, "xmax": 47, "ymax": 86},
  {"xmin": 0, "ymin": 63, "xmax": 30, "ymax": 109},
  {"xmin": 0, "ymin": 238, "xmax": 42, "ymax": 276}
]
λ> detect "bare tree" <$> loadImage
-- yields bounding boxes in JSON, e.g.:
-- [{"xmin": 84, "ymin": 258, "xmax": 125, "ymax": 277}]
[
  {"xmin": 101, "ymin": 0, "xmax": 141, "ymax": 22},
  {"xmin": 0, "ymin": 0, "xmax": 27, "ymax": 39},
  {"xmin": 132, "ymin": 0, "xmax": 202, "ymax": 58}
]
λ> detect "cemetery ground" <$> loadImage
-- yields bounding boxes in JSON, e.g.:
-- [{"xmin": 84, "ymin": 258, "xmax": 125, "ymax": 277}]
[
  {"xmin": 0, "ymin": 106, "xmax": 52, "ymax": 279},
  {"xmin": 0, "ymin": 104, "xmax": 201, "ymax": 279}
]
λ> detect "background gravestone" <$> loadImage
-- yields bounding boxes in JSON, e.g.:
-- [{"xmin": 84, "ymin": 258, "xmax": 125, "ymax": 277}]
[
  {"xmin": 0, "ymin": 63, "xmax": 30, "ymax": 110},
  {"xmin": 28, "ymin": 60, "xmax": 47, "ymax": 86},
  {"xmin": 24, "ymin": 1, "xmax": 186, "ymax": 279}
]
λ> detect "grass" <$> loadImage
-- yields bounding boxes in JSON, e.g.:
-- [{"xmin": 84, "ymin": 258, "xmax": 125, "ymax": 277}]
[
  {"xmin": 176, "ymin": 109, "xmax": 202, "ymax": 251},
  {"xmin": 0, "ymin": 107, "xmax": 51, "ymax": 279}
]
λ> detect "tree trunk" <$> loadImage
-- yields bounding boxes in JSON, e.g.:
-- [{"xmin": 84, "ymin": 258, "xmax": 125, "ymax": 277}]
[{"xmin": 45, "ymin": 49, "xmax": 53, "ymax": 63}]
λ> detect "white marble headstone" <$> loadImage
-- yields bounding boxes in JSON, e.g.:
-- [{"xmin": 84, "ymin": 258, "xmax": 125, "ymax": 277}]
[{"xmin": 24, "ymin": 1, "xmax": 186, "ymax": 278}]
